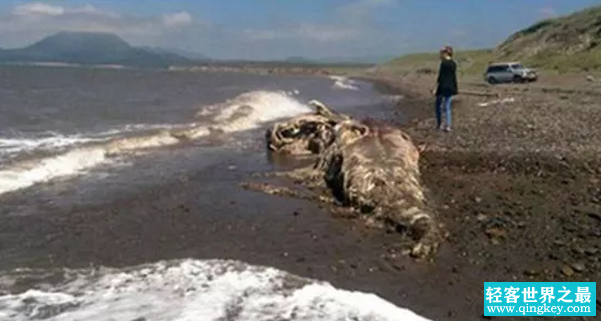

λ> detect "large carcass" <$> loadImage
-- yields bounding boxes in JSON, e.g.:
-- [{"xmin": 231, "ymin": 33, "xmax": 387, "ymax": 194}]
[
  {"xmin": 265, "ymin": 100, "xmax": 351, "ymax": 155},
  {"xmin": 262, "ymin": 101, "xmax": 442, "ymax": 258}
]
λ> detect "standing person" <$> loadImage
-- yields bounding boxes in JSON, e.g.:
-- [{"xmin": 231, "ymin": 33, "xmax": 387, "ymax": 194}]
[{"xmin": 432, "ymin": 45, "xmax": 458, "ymax": 132}]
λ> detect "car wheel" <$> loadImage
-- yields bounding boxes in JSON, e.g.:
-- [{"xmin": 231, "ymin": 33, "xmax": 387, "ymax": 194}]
[
  {"xmin": 488, "ymin": 77, "xmax": 498, "ymax": 84},
  {"xmin": 513, "ymin": 75, "xmax": 524, "ymax": 83}
]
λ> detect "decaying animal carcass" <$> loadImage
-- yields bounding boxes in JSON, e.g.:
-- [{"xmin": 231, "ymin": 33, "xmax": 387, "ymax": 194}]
[
  {"xmin": 265, "ymin": 100, "xmax": 351, "ymax": 155},
  {"xmin": 261, "ymin": 101, "xmax": 442, "ymax": 259},
  {"xmin": 315, "ymin": 118, "xmax": 441, "ymax": 258}
]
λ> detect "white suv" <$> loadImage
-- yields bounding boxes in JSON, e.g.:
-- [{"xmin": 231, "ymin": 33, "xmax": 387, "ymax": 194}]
[{"xmin": 484, "ymin": 62, "xmax": 538, "ymax": 84}]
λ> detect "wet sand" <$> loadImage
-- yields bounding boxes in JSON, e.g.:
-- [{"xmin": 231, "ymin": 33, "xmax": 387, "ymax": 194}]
[
  {"xmin": 1, "ymin": 74, "xmax": 601, "ymax": 320},
  {"xmin": 0, "ymin": 150, "xmax": 469, "ymax": 320}
]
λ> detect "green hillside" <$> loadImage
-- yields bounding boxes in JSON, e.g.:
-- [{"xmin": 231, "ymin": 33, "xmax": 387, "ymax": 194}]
[{"xmin": 496, "ymin": 5, "xmax": 601, "ymax": 72}]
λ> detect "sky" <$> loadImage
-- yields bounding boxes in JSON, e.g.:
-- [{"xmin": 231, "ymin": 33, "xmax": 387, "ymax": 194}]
[{"xmin": 0, "ymin": 0, "xmax": 600, "ymax": 61}]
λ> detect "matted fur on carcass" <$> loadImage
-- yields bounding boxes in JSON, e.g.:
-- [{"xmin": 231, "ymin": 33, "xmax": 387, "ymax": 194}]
[
  {"xmin": 258, "ymin": 101, "xmax": 442, "ymax": 259},
  {"xmin": 265, "ymin": 100, "xmax": 351, "ymax": 155}
]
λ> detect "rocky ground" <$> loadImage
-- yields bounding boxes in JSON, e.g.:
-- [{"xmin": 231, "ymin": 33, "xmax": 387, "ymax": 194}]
[
  {"xmin": 374, "ymin": 72, "xmax": 601, "ymax": 313},
  {"xmin": 242, "ymin": 71, "xmax": 601, "ymax": 319},
  {"xmin": 241, "ymin": 72, "xmax": 601, "ymax": 319}
]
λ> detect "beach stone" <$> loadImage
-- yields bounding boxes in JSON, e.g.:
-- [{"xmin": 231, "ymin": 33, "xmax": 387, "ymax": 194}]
[
  {"xmin": 590, "ymin": 229, "xmax": 601, "ymax": 237},
  {"xmin": 588, "ymin": 212, "xmax": 601, "ymax": 222},
  {"xmin": 570, "ymin": 262, "xmax": 586, "ymax": 272},
  {"xmin": 523, "ymin": 269, "xmax": 540, "ymax": 277},
  {"xmin": 561, "ymin": 265, "xmax": 575, "ymax": 277},
  {"xmin": 572, "ymin": 246, "xmax": 585, "ymax": 255},
  {"xmin": 575, "ymin": 205, "xmax": 601, "ymax": 220},
  {"xmin": 485, "ymin": 227, "xmax": 507, "ymax": 239},
  {"xmin": 477, "ymin": 214, "xmax": 488, "ymax": 222}
]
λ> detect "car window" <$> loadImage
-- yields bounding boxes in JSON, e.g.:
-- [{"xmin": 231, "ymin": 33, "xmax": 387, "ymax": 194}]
[
  {"xmin": 488, "ymin": 65, "xmax": 508, "ymax": 73},
  {"xmin": 510, "ymin": 63, "xmax": 524, "ymax": 70}
]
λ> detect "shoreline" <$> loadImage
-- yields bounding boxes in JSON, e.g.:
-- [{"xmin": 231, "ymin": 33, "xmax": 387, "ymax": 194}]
[{"xmin": 0, "ymin": 71, "xmax": 600, "ymax": 320}]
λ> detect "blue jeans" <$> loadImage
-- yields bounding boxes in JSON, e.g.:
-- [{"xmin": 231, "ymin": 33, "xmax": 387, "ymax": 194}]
[{"xmin": 435, "ymin": 95, "xmax": 453, "ymax": 128}]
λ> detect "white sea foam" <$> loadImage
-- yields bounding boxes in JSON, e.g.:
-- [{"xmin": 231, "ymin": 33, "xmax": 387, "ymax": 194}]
[
  {"xmin": 0, "ymin": 134, "xmax": 104, "ymax": 156},
  {"xmin": 0, "ymin": 124, "xmax": 178, "ymax": 156},
  {"xmin": 0, "ymin": 91, "xmax": 312, "ymax": 196},
  {"xmin": 0, "ymin": 147, "xmax": 108, "ymax": 195},
  {"xmin": 209, "ymin": 90, "xmax": 311, "ymax": 133},
  {"xmin": 0, "ymin": 259, "xmax": 430, "ymax": 321},
  {"xmin": 330, "ymin": 76, "xmax": 360, "ymax": 91}
]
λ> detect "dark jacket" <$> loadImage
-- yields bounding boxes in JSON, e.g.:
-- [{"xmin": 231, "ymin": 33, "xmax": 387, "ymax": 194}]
[{"xmin": 436, "ymin": 58, "xmax": 458, "ymax": 97}]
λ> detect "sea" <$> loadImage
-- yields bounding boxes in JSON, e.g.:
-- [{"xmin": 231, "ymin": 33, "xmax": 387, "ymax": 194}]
[{"xmin": 0, "ymin": 65, "xmax": 427, "ymax": 321}]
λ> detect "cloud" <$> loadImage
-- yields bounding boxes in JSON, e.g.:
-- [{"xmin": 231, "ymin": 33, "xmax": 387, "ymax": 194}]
[
  {"xmin": 0, "ymin": 2, "xmax": 195, "ymax": 47},
  {"xmin": 163, "ymin": 12, "xmax": 193, "ymax": 28},
  {"xmin": 12, "ymin": 2, "xmax": 65, "ymax": 16},
  {"xmin": 70, "ymin": 4, "xmax": 120, "ymax": 18}
]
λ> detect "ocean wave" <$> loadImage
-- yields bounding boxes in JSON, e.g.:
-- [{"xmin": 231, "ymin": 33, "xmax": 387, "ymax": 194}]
[
  {"xmin": 0, "ymin": 147, "xmax": 109, "ymax": 195},
  {"xmin": 0, "ymin": 124, "xmax": 187, "ymax": 156},
  {"xmin": 0, "ymin": 259, "xmax": 430, "ymax": 321},
  {"xmin": 329, "ymin": 76, "xmax": 360, "ymax": 91},
  {"xmin": 0, "ymin": 134, "xmax": 105, "ymax": 156},
  {"xmin": 0, "ymin": 90, "xmax": 312, "ymax": 196}
]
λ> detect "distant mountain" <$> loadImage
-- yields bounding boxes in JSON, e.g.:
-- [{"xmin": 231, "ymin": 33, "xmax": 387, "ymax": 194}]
[
  {"xmin": 284, "ymin": 56, "xmax": 316, "ymax": 63},
  {"xmin": 0, "ymin": 31, "xmax": 195, "ymax": 68},
  {"xmin": 317, "ymin": 55, "xmax": 394, "ymax": 64},
  {"xmin": 283, "ymin": 55, "xmax": 385, "ymax": 64},
  {"xmin": 140, "ymin": 46, "xmax": 211, "ymax": 61}
]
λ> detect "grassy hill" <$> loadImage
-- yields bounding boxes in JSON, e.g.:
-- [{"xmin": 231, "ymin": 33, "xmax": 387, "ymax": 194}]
[
  {"xmin": 496, "ymin": 5, "xmax": 601, "ymax": 72},
  {"xmin": 379, "ymin": 5, "xmax": 601, "ymax": 75}
]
